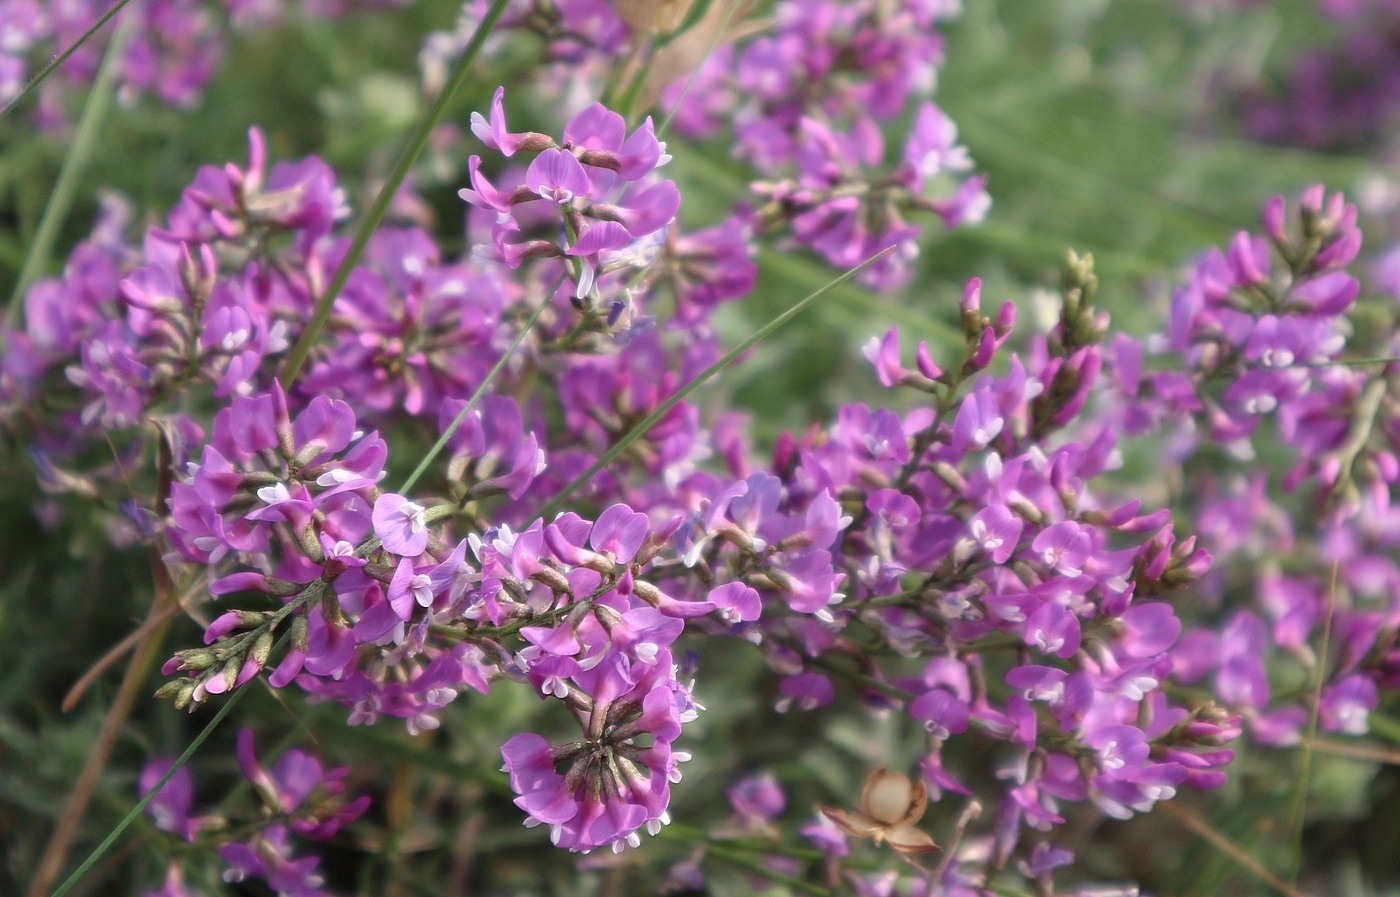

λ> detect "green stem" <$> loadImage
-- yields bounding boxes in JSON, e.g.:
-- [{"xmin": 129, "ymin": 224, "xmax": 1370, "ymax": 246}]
[
  {"xmin": 806, "ymin": 653, "xmax": 912, "ymax": 701},
  {"xmin": 278, "ymin": 0, "xmax": 513, "ymax": 386},
  {"xmin": 47, "ymin": 680, "xmax": 252, "ymax": 897},
  {"xmin": 397, "ymin": 288, "xmax": 555, "ymax": 495},
  {"xmin": 6, "ymin": 8, "xmax": 135, "ymax": 328},
  {"xmin": 755, "ymin": 246, "xmax": 964, "ymax": 350},
  {"xmin": 0, "ymin": 0, "xmax": 136, "ymax": 123},
  {"xmin": 1287, "ymin": 558, "xmax": 1339, "ymax": 885},
  {"xmin": 536, "ymin": 247, "xmax": 893, "ymax": 519},
  {"xmin": 702, "ymin": 842, "xmax": 832, "ymax": 897}
]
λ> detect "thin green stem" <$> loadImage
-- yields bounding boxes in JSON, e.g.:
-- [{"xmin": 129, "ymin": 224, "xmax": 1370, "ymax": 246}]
[
  {"xmin": 1287, "ymin": 559, "xmax": 1339, "ymax": 885},
  {"xmin": 47, "ymin": 681, "xmax": 251, "ymax": 897},
  {"xmin": 6, "ymin": 8, "xmax": 135, "ymax": 327},
  {"xmin": 806, "ymin": 653, "xmax": 912, "ymax": 701},
  {"xmin": 278, "ymin": 0, "xmax": 512, "ymax": 386},
  {"xmin": 1299, "ymin": 355, "xmax": 1400, "ymax": 368},
  {"xmin": 0, "ymin": 0, "xmax": 135, "ymax": 123},
  {"xmin": 756, "ymin": 245, "xmax": 963, "ymax": 350},
  {"xmin": 397, "ymin": 287, "xmax": 555, "ymax": 495},
  {"xmin": 701, "ymin": 841, "xmax": 832, "ymax": 896},
  {"xmin": 537, "ymin": 247, "xmax": 893, "ymax": 519}
]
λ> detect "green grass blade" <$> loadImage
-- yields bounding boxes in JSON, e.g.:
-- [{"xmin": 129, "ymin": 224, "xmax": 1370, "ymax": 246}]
[
  {"xmin": 47, "ymin": 683, "xmax": 250, "ymax": 897},
  {"xmin": 279, "ymin": 0, "xmax": 513, "ymax": 386},
  {"xmin": 536, "ymin": 247, "xmax": 893, "ymax": 519},
  {"xmin": 397, "ymin": 287, "xmax": 555, "ymax": 495},
  {"xmin": 5, "ymin": 9, "xmax": 135, "ymax": 327},
  {"xmin": 755, "ymin": 245, "xmax": 963, "ymax": 350},
  {"xmin": 0, "ymin": 0, "xmax": 136, "ymax": 123},
  {"xmin": 1286, "ymin": 558, "xmax": 1339, "ymax": 885}
]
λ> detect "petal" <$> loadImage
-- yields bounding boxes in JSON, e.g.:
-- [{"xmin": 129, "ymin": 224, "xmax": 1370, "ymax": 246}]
[
  {"xmin": 567, "ymin": 219, "xmax": 632, "ymax": 256},
  {"xmin": 818, "ymin": 807, "xmax": 882, "ymax": 839},
  {"xmin": 564, "ymin": 102, "xmax": 626, "ymax": 150},
  {"xmin": 885, "ymin": 824, "xmax": 939, "ymax": 855},
  {"xmin": 526, "ymin": 148, "xmax": 589, "ymax": 201}
]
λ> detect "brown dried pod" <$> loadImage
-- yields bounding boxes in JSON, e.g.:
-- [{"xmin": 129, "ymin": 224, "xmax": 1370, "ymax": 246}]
[{"xmin": 820, "ymin": 766, "xmax": 939, "ymax": 855}]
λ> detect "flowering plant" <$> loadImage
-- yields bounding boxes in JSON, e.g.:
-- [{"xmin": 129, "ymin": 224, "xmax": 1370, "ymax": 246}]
[{"xmin": 5, "ymin": 3, "xmax": 1400, "ymax": 897}]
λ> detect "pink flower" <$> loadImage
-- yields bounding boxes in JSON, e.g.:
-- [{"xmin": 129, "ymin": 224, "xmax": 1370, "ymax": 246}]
[{"xmin": 373, "ymin": 493, "xmax": 430, "ymax": 556}]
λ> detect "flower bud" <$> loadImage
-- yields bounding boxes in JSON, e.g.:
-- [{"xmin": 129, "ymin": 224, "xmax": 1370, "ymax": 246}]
[
  {"xmin": 153, "ymin": 679, "xmax": 189, "ymax": 701},
  {"xmin": 514, "ymin": 133, "xmax": 559, "ymax": 154},
  {"xmin": 632, "ymin": 579, "xmax": 663, "ymax": 607},
  {"xmin": 221, "ymin": 657, "xmax": 243, "ymax": 691},
  {"xmin": 576, "ymin": 149, "xmax": 622, "ymax": 171},
  {"xmin": 175, "ymin": 648, "xmax": 219, "ymax": 671},
  {"xmin": 529, "ymin": 565, "xmax": 575, "ymax": 595},
  {"xmin": 251, "ymin": 629, "xmax": 275, "ymax": 667},
  {"xmin": 171, "ymin": 681, "xmax": 198, "ymax": 711},
  {"xmin": 291, "ymin": 613, "xmax": 309, "ymax": 652},
  {"xmin": 930, "ymin": 461, "xmax": 967, "ymax": 493},
  {"xmin": 178, "ymin": 241, "xmax": 217, "ymax": 315}
]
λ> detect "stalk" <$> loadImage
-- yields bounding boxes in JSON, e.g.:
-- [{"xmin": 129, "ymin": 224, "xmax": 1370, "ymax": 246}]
[{"xmin": 279, "ymin": 0, "xmax": 513, "ymax": 386}]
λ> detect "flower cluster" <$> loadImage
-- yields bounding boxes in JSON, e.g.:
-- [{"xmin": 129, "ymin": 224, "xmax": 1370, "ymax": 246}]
[
  {"xmin": 1107, "ymin": 187, "xmax": 1399, "ymax": 747},
  {"xmin": 683, "ymin": 0, "xmax": 989, "ymax": 286},
  {"xmin": 665, "ymin": 263, "xmax": 1237, "ymax": 867},
  {"xmin": 15, "ymin": 107, "xmax": 1260, "ymax": 891},
  {"xmin": 139, "ymin": 729, "xmax": 368, "ymax": 897},
  {"xmin": 18, "ymin": 12, "xmax": 1400, "ymax": 888},
  {"xmin": 0, "ymin": 0, "xmax": 408, "ymax": 126},
  {"xmin": 422, "ymin": 0, "xmax": 985, "ymax": 288},
  {"xmin": 2, "ymin": 126, "xmax": 342, "ymax": 436},
  {"xmin": 461, "ymin": 86, "xmax": 678, "ymax": 300},
  {"xmin": 153, "ymin": 249, "xmax": 1245, "ymax": 883}
]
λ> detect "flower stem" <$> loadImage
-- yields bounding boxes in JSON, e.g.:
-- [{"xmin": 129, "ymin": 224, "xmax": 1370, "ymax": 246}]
[
  {"xmin": 279, "ymin": 0, "xmax": 513, "ymax": 386},
  {"xmin": 537, "ymin": 246, "xmax": 893, "ymax": 518},
  {"xmin": 397, "ymin": 286, "xmax": 556, "ymax": 495},
  {"xmin": 0, "ymin": 0, "xmax": 135, "ymax": 123},
  {"xmin": 6, "ymin": 6, "xmax": 135, "ymax": 328}
]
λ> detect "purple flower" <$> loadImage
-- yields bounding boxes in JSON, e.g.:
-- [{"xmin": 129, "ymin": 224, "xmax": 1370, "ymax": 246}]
[
  {"xmin": 140, "ymin": 759, "xmax": 203, "ymax": 841},
  {"xmin": 470, "ymin": 85, "xmax": 553, "ymax": 156},
  {"xmin": 969, "ymin": 504, "xmax": 1022, "ymax": 564},
  {"xmin": 1117, "ymin": 603, "xmax": 1182, "ymax": 658},
  {"xmin": 727, "ymin": 772, "xmax": 786, "ymax": 826},
  {"xmin": 1032, "ymin": 522, "xmax": 1091, "ymax": 577},
  {"xmin": 1320, "ymin": 674, "xmax": 1377, "ymax": 735},
  {"xmin": 501, "ymin": 653, "xmax": 694, "ymax": 852},
  {"xmin": 460, "ymin": 88, "xmax": 681, "ymax": 299},
  {"xmin": 1023, "ymin": 601, "xmax": 1080, "ymax": 658},
  {"xmin": 952, "ymin": 387, "xmax": 1004, "ymax": 453},
  {"xmin": 236, "ymin": 728, "xmax": 369, "ymax": 839},
  {"xmin": 706, "ymin": 581, "xmax": 762, "ymax": 623},
  {"xmin": 373, "ymin": 493, "xmax": 430, "ymax": 557},
  {"xmin": 527, "ymin": 148, "xmax": 590, "ymax": 205},
  {"xmin": 909, "ymin": 688, "xmax": 970, "ymax": 740},
  {"xmin": 776, "ymin": 671, "xmax": 835, "ymax": 712}
]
